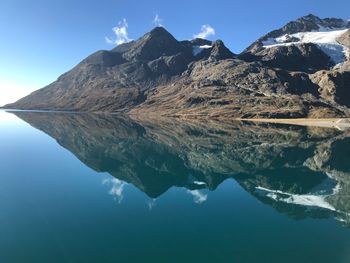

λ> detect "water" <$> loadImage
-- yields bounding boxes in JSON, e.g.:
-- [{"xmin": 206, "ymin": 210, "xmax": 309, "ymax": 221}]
[{"xmin": 1, "ymin": 110, "xmax": 350, "ymax": 263}]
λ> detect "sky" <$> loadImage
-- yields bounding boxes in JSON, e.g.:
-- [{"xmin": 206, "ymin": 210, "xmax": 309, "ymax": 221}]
[{"xmin": 0, "ymin": 0, "xmax": 350, "ymax": 106}]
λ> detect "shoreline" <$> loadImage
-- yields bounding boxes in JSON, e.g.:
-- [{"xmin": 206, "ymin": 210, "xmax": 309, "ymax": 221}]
[
  {"xmin": 239, "ymin": 118, "xmax": 350, "ymax": 129},
  {"xmin": 2, "ymin": 109, "xmax": 350, "ymax": 129}
]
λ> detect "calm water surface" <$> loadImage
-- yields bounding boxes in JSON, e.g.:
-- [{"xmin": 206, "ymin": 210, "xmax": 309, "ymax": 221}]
[{"xmin": 0, "ymin": 110, "xmax": 350, "ymax": 263}]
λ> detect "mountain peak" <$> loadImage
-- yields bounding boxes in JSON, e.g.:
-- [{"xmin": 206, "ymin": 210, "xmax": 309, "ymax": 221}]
[
  {"xmin": 296, "ymin": 14, "xmax": 349, "ymax": 30},
  {"xmin": 6, "ymin": 16, "xmax": 350, "ymax": 120},
  {"xmin": 113, "ymin": 26, "xmax": 183, "ymax": 61},
  {"xmin": 209, "ymin": 40, "xmax": 236, "ymax": 60},
  {"xmin": 143, "ymin": 26, "xmax": 177, "ymax": 42},
  {"xmin": 148, "ymin": 26, "xmax": 170, "ymax": 35},
  {"xmin": 190, "ymin": 38, "xmax": 212, "ymax": 46},
  {"xmin": 244, "ymin": 13, "xmax": 350, "ymax": 54},
  {"xmin": 299, "ymin": 13, "xmax": 321, "ymax": 21}
]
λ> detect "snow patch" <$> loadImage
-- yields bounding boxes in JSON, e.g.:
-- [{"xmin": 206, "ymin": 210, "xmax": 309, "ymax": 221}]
[
  {"xmin": 262, "ymin": 28, "xmax": 349, "ymax": 64},
  {"xmin": 292, "ymin": 29, "xmax": 347, "ymax": 44},
  {"xmin": 193, "ymin": 181, "xmax": 206, "ymax": 186},
  {"xmin": 255, "ymin": 186, "xmax": 336, "ymax": 211},
  {"xmin": 318, "ymin": 44, "xmax": 347, "ymax": 64},
  {"xmin": 192, "ymin": 45, "xmax": 212, "ymax": 56},
  {"xmin": 261, "ymin": 38, "xmax": 276, "ymax": 46}
]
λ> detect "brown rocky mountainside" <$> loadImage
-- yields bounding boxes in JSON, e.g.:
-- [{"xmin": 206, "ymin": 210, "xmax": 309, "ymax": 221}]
[{"xmin": 5, "ymin": 14, "xmax": 350, "ymax": 119}]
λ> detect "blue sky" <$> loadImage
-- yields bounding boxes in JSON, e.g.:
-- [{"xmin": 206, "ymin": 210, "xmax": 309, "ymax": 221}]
[{"xmin": 1, "ymin": 0, "xmax": 350, "ymax": 106}]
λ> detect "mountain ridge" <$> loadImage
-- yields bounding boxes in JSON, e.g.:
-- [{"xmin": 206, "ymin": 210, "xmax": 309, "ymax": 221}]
[{"xmin": 5, "ymin": 14, "xmax": 350, "ymax": 119}]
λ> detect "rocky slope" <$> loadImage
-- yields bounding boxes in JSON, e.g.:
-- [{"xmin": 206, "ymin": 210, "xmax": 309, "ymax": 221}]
[{"xmin": 5, "ymin": 14, "xmax": 350, "ymax": 118}]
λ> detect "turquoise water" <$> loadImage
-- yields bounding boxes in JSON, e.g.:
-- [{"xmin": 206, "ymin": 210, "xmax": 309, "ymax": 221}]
[{"xmin": 1, "ymin": 110, "xmax": 350, "ymax": 263}]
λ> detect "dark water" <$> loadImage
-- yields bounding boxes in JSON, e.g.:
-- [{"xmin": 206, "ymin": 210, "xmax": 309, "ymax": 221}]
[{"xmin": 1, "ymin": 110, "xmax": 350, "ymax": 263}]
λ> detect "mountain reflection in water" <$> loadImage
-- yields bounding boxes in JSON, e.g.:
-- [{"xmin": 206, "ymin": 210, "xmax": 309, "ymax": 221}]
[{"xmin": 12, "ymin": 111, "xmax": 350, "ymax": 225}]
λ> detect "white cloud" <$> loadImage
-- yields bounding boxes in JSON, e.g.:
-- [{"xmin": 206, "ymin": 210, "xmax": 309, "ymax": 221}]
[
  {"xmin": 153, "ymin": 14, "xmax": 163, "ymax": 27},
  {"xmin": 103, "ymin": 177, "xmax": 128, "ymax": 203},
  {"xmin": 193, "ymin": 25, "xmax": 215, "ymax": 39},
  {"xmin": 146, "ymin": 198, "xmax": 157, "ymax": 210},
  {"xmin": 105, "ymin": 18, "xmax": 132, "ymax": 45},
  {"xmin": 187, "ymin": 190, "xmax": 208, "ymax": 204}
]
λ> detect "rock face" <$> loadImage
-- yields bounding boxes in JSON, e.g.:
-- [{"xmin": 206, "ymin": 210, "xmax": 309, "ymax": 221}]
[
  {"xmin": 240, "ymin": 43, "xmax": 333, "ymax": 72},
  {"xmin": 311, "ymin": 69, "xmax": 350, "ymax": 107},
  {"xmin": 5, "ymin": 15, "xmax": 350, "ymax": 118},
  {"xmin": 336, "ymin": 29, "xmax": 350, "ymax": 48}
]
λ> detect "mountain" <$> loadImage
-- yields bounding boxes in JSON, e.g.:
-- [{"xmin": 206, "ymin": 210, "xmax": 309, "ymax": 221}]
[
  {"xmin": 244, "ymin": 14, "xmax": 350, "ymax": 55},
  {"xmin": 5, "ymin": 15, "xmax": 350, "ymax": 119},
  {"xmin": 11, "ymin": 111, "xmax": 350, "ymax": 225}
]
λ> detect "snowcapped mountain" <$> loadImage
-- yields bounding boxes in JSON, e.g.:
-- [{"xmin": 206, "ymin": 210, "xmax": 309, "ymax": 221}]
[
  {"xmin": 262, "ymin": 26, "xmax": 349, "ymax": 64},
  {"xmin": 5, "ymin": 14, "xmax": 350, "ymax": 119},
  {"xmin": 245, "ymin": 14, "xmax": 350, "ymax": 66}
]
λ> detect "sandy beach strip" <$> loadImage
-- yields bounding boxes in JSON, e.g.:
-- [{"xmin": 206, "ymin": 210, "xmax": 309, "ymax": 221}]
[{"xmin": 239, "ymin": 118, "xmax": 350, "ymax": 129}]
